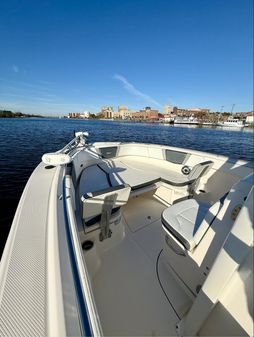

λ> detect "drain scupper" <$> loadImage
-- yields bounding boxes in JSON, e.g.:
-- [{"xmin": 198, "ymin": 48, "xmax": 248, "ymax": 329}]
[{"xmin": 82, "ymin": 240, "xmax": 94, "ymax": 251}]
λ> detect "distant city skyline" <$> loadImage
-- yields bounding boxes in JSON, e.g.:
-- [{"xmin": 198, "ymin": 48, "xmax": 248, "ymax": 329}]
[{"xmin": 0, "ymin": 0, "xmax": 253, "ymax": 115}]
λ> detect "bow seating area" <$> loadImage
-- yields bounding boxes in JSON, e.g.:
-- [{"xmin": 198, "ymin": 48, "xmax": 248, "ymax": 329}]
[
  {"xmin": 78, "ymin": 156, "xmax": 213, "ymax": 227},
  {"xmin": 79, "ymin": 157, "xmax": 213, "ymax": 194}
]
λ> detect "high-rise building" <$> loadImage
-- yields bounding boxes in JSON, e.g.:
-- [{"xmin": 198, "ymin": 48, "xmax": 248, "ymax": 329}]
[
  {"xmin": 118, "ymin": 105, "xmax": 131, "ymax": 119},
  {"xmin": 80, "ymin": 111, "xmax": 90, "ymax": 118},
  {"xmin": 101, "ymin": 106, "xmax": 114, "ymax": 119},
  {"xmin": 163, "ymin": 105, "xmax": 173, "ymax": 114},
  {"xmin": 68, "ymin": 112, "xmax": 81, "ymax": 118},
  {"xmin": 68, "ymin": 110, "xmax": 91, "ymax": 119}
]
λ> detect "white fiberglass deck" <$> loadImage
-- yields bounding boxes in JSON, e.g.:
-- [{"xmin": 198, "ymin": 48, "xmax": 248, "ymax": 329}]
[{"xmin": 84, "ymin": 192, "xmax": 188, "ymax": 336}]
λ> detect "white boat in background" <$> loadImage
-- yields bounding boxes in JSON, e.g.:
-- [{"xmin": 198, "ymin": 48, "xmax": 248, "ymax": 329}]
[
  {"xmin": 174, "ymin": 116, "xmax": 199, "ymax": 125},
  {"xmin": 218, "ymin": 118, "xmax": 245, "ymax": 128},
  {"xmin": 0, "ymin": 131, "xmax": 253, "ymax": 337}
]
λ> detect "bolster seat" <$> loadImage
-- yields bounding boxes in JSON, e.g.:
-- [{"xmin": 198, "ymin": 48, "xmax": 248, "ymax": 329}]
[
  {"xmin": 161, "ymin": 198, "xmax": 222, "ymax": 251},
  {"xmin": 161, "ymin": 173, "xmax": 254, "ymax": 252}
]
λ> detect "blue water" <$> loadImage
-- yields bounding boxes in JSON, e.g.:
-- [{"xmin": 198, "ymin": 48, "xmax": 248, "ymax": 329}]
[{"xmin": 0, "ymin": 118, "xmax": 253, "ymax": 256}]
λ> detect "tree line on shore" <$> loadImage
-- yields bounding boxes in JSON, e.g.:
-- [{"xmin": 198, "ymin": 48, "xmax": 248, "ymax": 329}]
[{"xmin": 0, "ymin": 110, "xmax": 43, "ymax": 118}]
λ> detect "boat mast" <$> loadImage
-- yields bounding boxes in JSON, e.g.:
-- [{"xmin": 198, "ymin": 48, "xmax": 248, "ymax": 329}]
[
  {"xmin": 231, "ymin": 103, "xmax": 235, "ymax": 115},
  {"xmin": 218, "ymin": 105, "xmax": 224, "ymax": 122}
]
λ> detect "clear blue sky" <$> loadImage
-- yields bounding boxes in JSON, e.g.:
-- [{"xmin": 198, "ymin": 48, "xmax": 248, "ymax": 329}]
[{"xmin": 0, "ymin": 0, "xmax": 253, "ymax": 115}]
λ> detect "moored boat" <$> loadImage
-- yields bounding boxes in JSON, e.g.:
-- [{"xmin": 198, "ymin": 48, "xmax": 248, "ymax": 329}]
[
  {"xmin": 174, "ymin": 116, "xmax": 199, "ymax": 125},
  {"xmin": 217, "ymin": 118, "xmax": 245, "ymax": 128}
]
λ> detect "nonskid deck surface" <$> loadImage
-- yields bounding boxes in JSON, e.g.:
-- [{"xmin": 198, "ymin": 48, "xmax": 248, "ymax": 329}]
[
  {"xmin": 123, "ymin": 193, "xmax": 166, "ymax": 233},
  {"xmin": 85, "ymin": 192, "xmax": 185, "ymax": 336}
]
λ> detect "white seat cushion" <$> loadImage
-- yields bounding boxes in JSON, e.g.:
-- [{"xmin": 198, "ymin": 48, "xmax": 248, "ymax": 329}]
[
  {"xmin": 79, "ymin": 165, "xmax": 110, "ymax": 197},
  {"xmin": 116, "ymin": 158, "xmax": 190, "ymax": 185},
  {"xmin": 162, "ymin": 173, "xmax": 254, "ymax": 253},
  {"xmin": 98, "ymin": 161, "xmax": 160, "ymax": 190},
  {"xmin": 81, "ymin": 184, "xmax": 131, "ymax": 223},
  {"xmin": 161, "ymin": 174, "xmax": 254, "ymax": 251},
  {"xmin": 99, "ymin": 157, "xmax": 212, "ymax": 187},
  {"xmin": 79, "ymin": 164, "xmax": 131, "ymax": 226},
  {"xmin": 79, "ymin": 158, "xmax": 213, "ymax": 200},
  {"xmin": 162, "ymin": 199, "xmax": 212, "ymax": 251}
]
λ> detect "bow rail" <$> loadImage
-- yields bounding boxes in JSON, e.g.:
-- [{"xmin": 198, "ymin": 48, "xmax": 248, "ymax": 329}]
[{"xmin": 42, "ymin": 131, "xmax": 89, "ymax": 166}]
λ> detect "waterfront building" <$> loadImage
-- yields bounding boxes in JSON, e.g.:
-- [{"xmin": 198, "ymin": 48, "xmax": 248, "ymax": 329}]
[
  {"xmin": 100, "ymin": 106, "xmax": 114, "ymax": 119},
  {"xmin": 68, "ymin": 111, "xmax": 90, "ymax": 119},
  {"xmin": 173, "ymin": 106, "xmax": 210, "ymax": 117},
  {"xmin": 131, "ymin": 111, "xmax": 145, "ymax": 120},
  {"xmin": 118, "ymin": 106, "xmax": 132, "ymax": 119},
  {"xmin": 80, "ymin": 111, "xmax": 90, "ymax": 119},
  {"xmin": 163, "ymin": 105, "xmax": 173, "ymax": 114},
  {"xmin": 245, "ymin": 112, "xmax": 254, "ymax": 124},
  {"xmin": 132, "ymin": 107, "xmax": 159, "ymax": 120},
  {"xmin": 235, "ymin": 111, "xmax": 254, "ymax": 123},
  {"xmin": 68, "ymin": 112, "xmax": 81, "ymax": 118},
  {"xmin": 146, "ymin": 110, "xmax": 159, "ymax": 120},
  {"xmin": 189, "ymin": 108, "xmax": 210, "ymax": 114}
]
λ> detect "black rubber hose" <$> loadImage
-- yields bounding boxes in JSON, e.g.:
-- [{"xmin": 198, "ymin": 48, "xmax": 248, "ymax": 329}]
[{"xmin": 156, "ymin": 249, "xmax": 181, "ymax": 320}]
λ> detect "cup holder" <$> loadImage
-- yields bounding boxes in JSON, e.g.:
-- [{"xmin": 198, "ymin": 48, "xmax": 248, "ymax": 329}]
[{"xmin": 82, "ymin": 240, "xmax": 94, "ymax": 251}]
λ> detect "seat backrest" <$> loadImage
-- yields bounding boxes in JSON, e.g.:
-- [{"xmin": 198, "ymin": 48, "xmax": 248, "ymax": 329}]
[
  {"xmin": 188, "ymin": 160, "xmax": 213, "ymax": 182},
  {"xmin": 81, "ymin": 184, "xmax": 131, "ymax": 223},
  {"xmin": 193, "ymin": 173, "xmax": 254, "ymax": 247}
]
